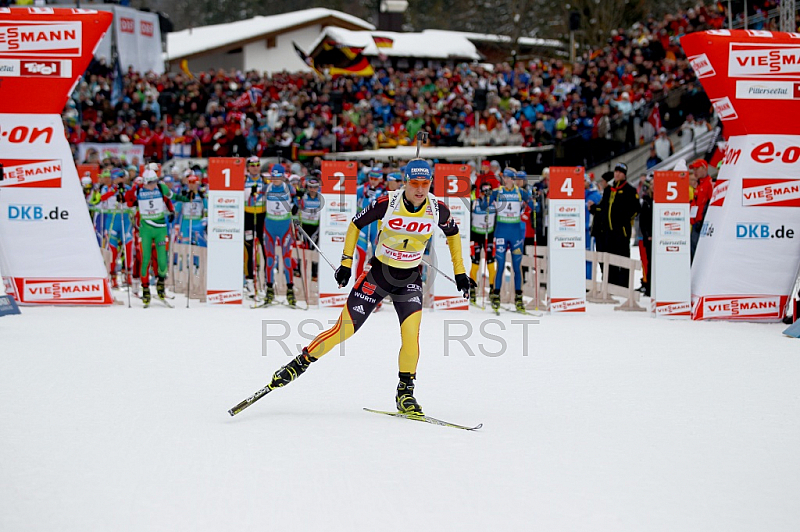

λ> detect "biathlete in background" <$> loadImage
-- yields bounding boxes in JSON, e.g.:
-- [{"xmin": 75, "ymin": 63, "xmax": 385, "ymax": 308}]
[
  {"xmin": 263, "ymin": 159, "xmax": 475, "ymax": 415},
  {"xmin": 469, "ymin": 176, "xmax": 498, "ymax": 304},
  {"xmin": 244, "ymin": 156, "xmax": 267, "ymax": 298},
  {"xmin": 489, "ymin": 168, "xmax": 536, "ymax": 312},
  {"xmin": 126, "ymin": 169, "xmax": 175, "ymax": 307},
  {"xmin": 173, "ymin": 175, "xmax": 208, "ymax": 248},
  {"xmin": 262, "ymin": 163, "xmax": 298, "ymax": 305},
  {"xmin": 296, "ymin": 176, "xmax": 322, "ymax": 282},
  {"xmin": 96, "ymin": 169, "xmax": 134, "ymax": 288},
  {"xmin": 354, "ymin": 166, "xmax": 386, "ymax": 279}
]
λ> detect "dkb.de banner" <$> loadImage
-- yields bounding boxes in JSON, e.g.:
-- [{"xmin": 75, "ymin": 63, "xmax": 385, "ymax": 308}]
[
  {"xmin": 682, "ymin": 30, "xmax": 800, "ymax": 321},
  {"xmin": 0, "ymin": 8, "xmax": 113, "ymax": 305}
]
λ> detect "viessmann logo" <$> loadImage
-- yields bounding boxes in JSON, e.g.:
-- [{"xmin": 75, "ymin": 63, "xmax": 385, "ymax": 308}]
[
  {"xmin": 23, "ymin": 279, "xmax": 104, "ymax": 301},
  {"xmin": 0, "ymin": 22, "xmax": 82, "ymax": 57},
  {"xmin": 689, "ymin": 53, "xmax": 716, "ymax": 78},
  {"xmin": 711, "ymin": 97, "xmax": 738, "ymax": 121},
  {"xmin": 729, "ymin": 43, "xmax": 800, "ymax": 77},
  {"xmin": 742, "ymin": 179, "xmax": 800, "ymax": 207},
  {"xmin": 0, "ymin": 158, "xmax": 62, "ymax": 188}
]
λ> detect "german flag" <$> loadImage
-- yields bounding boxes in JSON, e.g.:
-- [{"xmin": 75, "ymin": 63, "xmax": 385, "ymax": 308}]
[
  {"xmin": 372, "ymin": 36, "xmax": 394, "ymax": 48},
  {"xmin": 293, "ymin": 42, "xmax": 321, "ymax": 76},
  {"xmin": 312, "ymin": 39, "xmax": 374, "ymax": 77}
]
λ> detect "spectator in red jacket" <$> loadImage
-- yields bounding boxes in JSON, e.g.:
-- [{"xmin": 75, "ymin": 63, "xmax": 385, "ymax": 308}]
[{"xmin": 689, "ymin": 158, "xmax": 712, "ymax": 262}]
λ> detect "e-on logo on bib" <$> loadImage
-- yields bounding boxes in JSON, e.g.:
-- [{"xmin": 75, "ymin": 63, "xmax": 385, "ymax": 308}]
[{"xmin": 385, "ymin": 216, "xmax": 432, "ymax": 234}]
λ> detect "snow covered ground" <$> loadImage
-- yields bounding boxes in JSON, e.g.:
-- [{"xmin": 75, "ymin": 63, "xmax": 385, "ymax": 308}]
[{"xmin": 2, "ymin": 296, "xmax": 799, "ymax": 531}]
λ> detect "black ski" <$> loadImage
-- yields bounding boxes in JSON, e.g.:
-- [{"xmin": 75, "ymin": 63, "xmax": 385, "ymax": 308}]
[{"xmin": 363, "ymin": 408, "xmax": 482, "ymax": 431}]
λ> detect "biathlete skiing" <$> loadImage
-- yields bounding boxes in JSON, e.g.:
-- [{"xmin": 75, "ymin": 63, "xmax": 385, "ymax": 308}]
[{"xmin": 230, "ymin": 135, "xmax": 477, "ymax": 425}]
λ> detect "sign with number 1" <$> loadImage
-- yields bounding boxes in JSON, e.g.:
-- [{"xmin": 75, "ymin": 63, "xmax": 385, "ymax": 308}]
[{"xmin": 206, "ymin": 158, "xmax": 245, "ymax": 305}]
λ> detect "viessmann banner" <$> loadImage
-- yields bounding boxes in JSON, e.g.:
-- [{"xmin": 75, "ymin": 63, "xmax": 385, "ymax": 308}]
[
  {"xmin": 0, "ymin": 8, "xmax": 114, "ymax": 305},
  {"xmin": 682, "ymin": 30, "xmax": 800, "ymax": 321}
]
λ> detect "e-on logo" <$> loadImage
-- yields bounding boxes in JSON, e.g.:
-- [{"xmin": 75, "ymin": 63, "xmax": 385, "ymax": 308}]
[
  {"xmin": 7, "ymin": 204, "xmax": 69, "ymax": 221},
  {"xmin": 735, "ymin": 223, "xmax": 794, "ymax": 239}
]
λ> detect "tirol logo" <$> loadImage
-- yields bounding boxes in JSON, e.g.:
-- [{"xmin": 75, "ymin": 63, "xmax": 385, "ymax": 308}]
[
  {"xmin": 0, "ymin": 159, "xmax": 62, "ymax": 188},
  {"xmin": 735, "ymin": 222, "xmax": 795, "ymax": 239},
  {"xmin": 689, "ymin": 53, "xmax": 716, "ymax": 78},
  {"xmin": 0, "ymin": 22, "xmax": 82, "ymax": 56},
  {"xmin": 742, "ymin": 179, "xmax": 800, "ymax": 207},
  {"xmin": 7, "ymin": 204, "xmax": 69, "ymax": 221},
  {"xmin": 24, "ymin": 279, "xmax": 104, "ymax": 302},
  {"xmin": 21, "ymin": 60, "xmax": 70, "ymax": 77},
  {"xmin": 140, "ymin": 21, "xmax": 155, "ymax": 37},
  {"xmin": 729, "ymin": 43, "xmax": 800, "ymax": 77},
  {"xmin": 120, "ymin": 18, "xmax": 135, "ymax": 34},
  {"xmin": 711, "ymin": 97, "xmax": 738, "ymax": 121}
]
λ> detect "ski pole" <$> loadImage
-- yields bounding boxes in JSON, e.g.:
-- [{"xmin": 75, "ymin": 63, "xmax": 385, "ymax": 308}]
[
  {"xmin": 290, "ymin": 219, "xmax": 309, "ymax": 309},
  {"xmin": 121, "ymin": 206, "xmax": 131, "ymax": 308},
  {"xmin": 187, "ymin": 212, "xmax": 192, "ymax": 308},
  {"xmin": 294, "ymin": 221, "xmax": 338, "ymax": 272}
]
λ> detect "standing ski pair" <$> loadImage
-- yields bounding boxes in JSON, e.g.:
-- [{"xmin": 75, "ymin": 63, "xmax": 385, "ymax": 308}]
[{"xmin": 245, "ymin": 158, "xmax": 474, "ymax": 416}]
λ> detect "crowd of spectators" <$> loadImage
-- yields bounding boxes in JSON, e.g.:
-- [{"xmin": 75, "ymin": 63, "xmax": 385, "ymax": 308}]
[{"xmin": 64, "ymin": 2, "xmax": 751, "ymax": 170}]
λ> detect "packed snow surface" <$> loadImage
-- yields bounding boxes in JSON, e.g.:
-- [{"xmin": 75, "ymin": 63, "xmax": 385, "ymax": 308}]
[{"xmin": 1, "ymin": 298, "xmax": 798, "ymax": 531}]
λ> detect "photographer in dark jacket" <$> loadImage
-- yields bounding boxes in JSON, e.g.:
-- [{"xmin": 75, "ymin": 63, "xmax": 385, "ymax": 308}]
[
  {"xmin": 590, "ymin": 163, "xmax": 640, "ymax": 287},
  {"xmin": 637, "ymin": 175, "xmax": 654, "ymax": 296}
]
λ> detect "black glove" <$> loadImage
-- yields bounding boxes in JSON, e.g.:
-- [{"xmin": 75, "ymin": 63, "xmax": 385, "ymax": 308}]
[
  {"xmin": 168, "ymin": 212, "xmax": 175, "ymax": 223},
  {"xmin": 251, "ymin": 184, "xmax": 258, "ymax": 195},
  {"xmin": 335, "ymin": 265, "xmax": 351, "ymax": 288},
  {"xmin": 455, "ymin": 273, "xmax": 477, "ymax": 299}
]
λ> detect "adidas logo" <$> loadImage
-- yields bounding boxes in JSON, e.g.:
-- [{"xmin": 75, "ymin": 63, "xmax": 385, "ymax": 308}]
[
  {"xmin": 409, "ymin": 296, "xmax": 421, "ymax": 304},
  {"xmin": 353, "ymin": 305, "xmax": 365, "ymax": 314}
]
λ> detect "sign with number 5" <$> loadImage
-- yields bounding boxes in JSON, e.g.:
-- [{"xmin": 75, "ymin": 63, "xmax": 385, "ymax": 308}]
[{"xmin": 652, "ymin": 171, "xmax": 690, "ymax": 318}]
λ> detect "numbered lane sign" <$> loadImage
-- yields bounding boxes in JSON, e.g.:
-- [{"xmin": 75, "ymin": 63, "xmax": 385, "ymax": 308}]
[
  {"xmin": 432, "ymin": 164, "xmax": 471, "ymax": 310},
  {"xmin": 652, "ymin": 171, "xmax": 691, "ymax": 318},
  {"xmin": 206, "ymin": 158, "xmax": 245, "ymax": 305},
  {"xmin": 548, "ymin": 167, "xmax": 586, "ymax": 312},
  {"xmin": 319, "ymin": 161, "xmax": 358, "ymax": 307}
]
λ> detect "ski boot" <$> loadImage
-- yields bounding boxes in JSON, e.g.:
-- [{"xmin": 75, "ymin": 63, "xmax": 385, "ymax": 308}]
[
  {"xmin": 270, "ymin": 349, "xmax": 316, "ymax": 388},
  {"xmin": 111, "ymin": 275, "xmax": 119, "ymax": 289},
  {"xmin": 286, "ymin": 285, "xmax": 297, "ymax": 307},
  {"xmin": 396, "ymin": 376, "xmax": 423, "ymax": 415},
  {"xmin": 490, "ymin": 289, "xmax": 501, "ymax": 311},
  {"xmin": 142, "ymin": 285, "xmax": 151, "ymax": 308},
  {"xmin": 265, "ymin": 284, "xmax": 275, "ymax": 305},
  {"xmin": 246, "ymin": 278, "xmax": 256, "ymax": 299},
  {"xmin": 156, "ymin": 276, "xmax": 167, "ymax": 300},
  {"xmin": 469, "ymin": 285, "xmax": 477, "ymax": 305},
  {"xmin": 515, "ymin": 291, "xmax": 525, "ymax": 312}
]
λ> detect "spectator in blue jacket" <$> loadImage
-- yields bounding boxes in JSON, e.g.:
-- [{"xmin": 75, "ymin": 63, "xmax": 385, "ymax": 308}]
[{"xmin": 584, "ymin": 172, "xmax": 602, "ymax": 280}]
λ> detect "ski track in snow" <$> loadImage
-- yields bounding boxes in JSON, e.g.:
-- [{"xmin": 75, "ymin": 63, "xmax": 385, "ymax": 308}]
[{"xmin": 1, "ymin": 296, "xmax": 799, "ymax": 531}]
